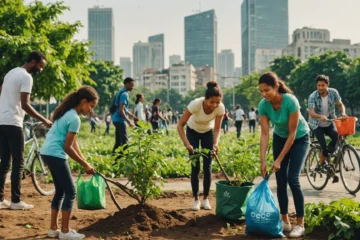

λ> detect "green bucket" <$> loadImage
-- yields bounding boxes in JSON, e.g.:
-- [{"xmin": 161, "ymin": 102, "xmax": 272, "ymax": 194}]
[{"xmin": 215, "ymin": 180, "xmax": 254, "ymax": 221}]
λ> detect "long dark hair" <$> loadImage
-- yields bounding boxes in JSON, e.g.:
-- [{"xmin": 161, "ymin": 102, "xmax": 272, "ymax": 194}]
[
  {"xmin": 259, "ymin": 72, "xmax": 293, "ymax": 94},
  {"xmin": 205, "ymin": 81, "xmax": 223, "ymax": 99},
  {"xmin": 153, "ymin": 98, "xmax": 161, "ymax": 106},
  {"xmin": 135, "ymin": 94, "xmax": 143, "ymax": 104},
  {"xmin": 52, "ymin": 86, "xmax": 99, "ymax": 122}
]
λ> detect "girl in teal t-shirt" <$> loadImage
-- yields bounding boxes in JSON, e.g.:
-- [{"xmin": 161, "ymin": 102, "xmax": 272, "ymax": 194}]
[
  {"xmin": 40, "ymin": 86, "xmax": 98, "ymax": 239},
  {"xmin": 258, "ymin": 72, "xmax": 310, "ymax": 238}
]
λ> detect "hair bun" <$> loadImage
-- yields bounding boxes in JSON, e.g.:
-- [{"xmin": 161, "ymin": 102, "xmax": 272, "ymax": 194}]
[{"xmin": 206, "ymin": 80, "xmax": 218, "ymax": 89}]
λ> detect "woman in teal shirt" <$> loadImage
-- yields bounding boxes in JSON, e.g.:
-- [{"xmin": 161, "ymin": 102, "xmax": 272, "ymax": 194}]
[{"xmin": 258, "ymin": 72, "xmax": 310, "ymax": 238}]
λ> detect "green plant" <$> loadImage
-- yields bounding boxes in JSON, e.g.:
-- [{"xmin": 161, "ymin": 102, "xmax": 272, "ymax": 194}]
[
  {"xmin": 110, "ymin": 121, "xmax": 168, "ymax": 205},
  {"xmin": 305, "ymin": 198, "xmax": 360, "ymax": 240}
]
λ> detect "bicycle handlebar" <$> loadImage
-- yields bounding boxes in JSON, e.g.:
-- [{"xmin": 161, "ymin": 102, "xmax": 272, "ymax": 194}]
[{"xmin": 24, "ymin": 122, "xmax": 44, "ymax": 130}]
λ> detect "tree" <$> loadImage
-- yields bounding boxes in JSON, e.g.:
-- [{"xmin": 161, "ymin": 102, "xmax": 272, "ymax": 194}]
[
  {"xmin": 346, "ymin": 57, "xmax": 360, "ymax": 115},
  {"xmin": 89, "ymin": 60, "xmax": 123, "ymax": 113},
  {"xmin": 289, "ymin": 51, "xmax": 352, "ymax": 111},
  {"xmin": 0, "ymin": 0, "xmax": 94, "ymax": 102},
  {"xmin": 270, "ymin": 56, "xmax": 301, "ymax": 81}
]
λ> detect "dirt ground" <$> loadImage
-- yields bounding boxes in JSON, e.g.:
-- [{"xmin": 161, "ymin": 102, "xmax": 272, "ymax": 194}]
[{"xmin": 0, "ymin": 178, "xmax": 329, "ymax": 240}]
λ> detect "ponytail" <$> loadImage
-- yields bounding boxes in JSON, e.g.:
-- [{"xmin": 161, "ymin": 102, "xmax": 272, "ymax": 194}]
[{"xmin": 52, "ymin": 86, "xmax": 98, "ymax": 122}]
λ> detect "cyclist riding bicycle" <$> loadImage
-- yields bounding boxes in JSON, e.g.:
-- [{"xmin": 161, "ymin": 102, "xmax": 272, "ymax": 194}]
[{"xmin": 308, "ymin": 75, "xmax": 347, "ymax": 178}]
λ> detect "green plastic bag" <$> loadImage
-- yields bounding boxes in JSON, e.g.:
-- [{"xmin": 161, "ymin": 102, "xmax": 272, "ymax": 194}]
[
  {"xmin": 215, "ymin": 180, "xmax": 254, "ymax": 221},
  {"xmin": 76, "ymin": 173, "xmax": 106, "ymax": 210}
]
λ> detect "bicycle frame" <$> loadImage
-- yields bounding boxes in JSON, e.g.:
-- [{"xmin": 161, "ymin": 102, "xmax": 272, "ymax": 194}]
[{"xmin": 24, "ymin": 123, "xmax": 47, "ymax": 173}]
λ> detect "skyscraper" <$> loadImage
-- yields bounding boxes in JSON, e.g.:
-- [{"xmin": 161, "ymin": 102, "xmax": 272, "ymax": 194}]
[
  {"xmin": 120, "ymin": 57, "xmax": 132, "ymax": 78},
  {"xmin": 169, "ymin": 55, "xmax": 181, "ymax": 66},
  {"xmin": 133, "ymin": 42, "xmax": 162, "ymax": 78},
  {"xmin": 88, "ymin": 7, "xmax": 115, "ymax": 61},
  {"xmin": 148, "ymin": 34, "xmax": 164, "ymax": 69},
  {"xmin": 241, "ymin": 0, "xmax": 289, "ymax": 76},
  {"xmin": 217, "ymin": 50, "xmax": 235, "ymax": 77},
  {"xmin": 184, "ymin": 10, "xmax": 217, "ymax": 71}
]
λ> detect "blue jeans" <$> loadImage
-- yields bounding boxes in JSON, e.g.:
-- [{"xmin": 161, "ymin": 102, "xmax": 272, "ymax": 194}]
[
  {"xmin": 41, "ymin": 155, "xmax": 76, "ymax": 211},
  {"xmin": 272, "ymin": 133, "xmax": 310, "ymax": 217}
]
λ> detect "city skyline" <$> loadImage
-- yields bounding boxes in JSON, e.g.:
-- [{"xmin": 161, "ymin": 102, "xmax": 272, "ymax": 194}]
[{"xmin": 24, "ymin": 0, "xmax": 360, "ymax": 67}]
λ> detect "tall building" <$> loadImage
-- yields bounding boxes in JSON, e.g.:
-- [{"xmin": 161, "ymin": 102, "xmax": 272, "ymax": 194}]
[
  {"xmin": 88, "ymin": 7, "xmax": 115, "ymax": 61},
  {"xmin": 195, "ymin": 66, "xmax": 216, "ymax": 87},
  {"xmin": 184, "ymin": 10, "xmax": 217, "ymax": 71},
  {"xmin": 169, "ymin": 62, "xmax": 197, "ymax": 95},
  {"xmin": 233, "ymin": 67, "xmax": 242, "ymax": 78},
  {"xmin": 148, "ymin": 34, "xmax": 164, "ymax": 69},
  {"xmin": 217, "ymin": 50, "xmax": 235, "ymax": 77},
  {"xmin": 120, "ymin": 57, "xmax": 132, "ymax": 78},
  {"xmin": 241, "ymin": 0, "xmax": 289, "ymax": 76},
  {"xmin": 140, "ymin": 69, "xmax": 169, "ymax": 93},
  {"xmin": 133, "ymin": 42, "xmax": 162, "ymax": 78},
  {"xmin": 169, "ymin": 55, "xmax": 181, "ymax": 66},
  {"xmin": 283, "ymin": 27, "xmax": 360, "ymax": 60}
]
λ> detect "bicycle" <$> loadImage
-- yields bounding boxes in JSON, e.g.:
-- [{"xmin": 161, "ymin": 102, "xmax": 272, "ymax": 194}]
[
  {"xmin": 23, "ymin": 122, "xmax": 55, "ymax": 196},
  {"xmin": 305, "ymin": 118, "xmax": 360, "ymax": 195}
]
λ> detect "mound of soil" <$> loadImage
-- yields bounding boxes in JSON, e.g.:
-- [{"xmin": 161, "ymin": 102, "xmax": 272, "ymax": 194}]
[{"xmin": 83, "ymin": 204, "xmax": 188, "ymax": 238}]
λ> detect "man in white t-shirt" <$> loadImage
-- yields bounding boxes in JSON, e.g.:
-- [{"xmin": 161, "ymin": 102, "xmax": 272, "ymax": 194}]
[
  {"xmin": 0, "ymin": 51, "xmax": 53, "ymax": 210},
  {"xmin": 235, "ymin": 104, "xmax": 246, "ymax": 139}
]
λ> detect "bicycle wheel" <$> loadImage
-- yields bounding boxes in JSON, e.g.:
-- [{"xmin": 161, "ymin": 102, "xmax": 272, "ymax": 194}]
[
  {"xmin": 306, "ymin": 147, "xmax": 329, "ymax": 190},
  {"xmin": 339, "ymin": 144, "xmax": 360, "ymax": 194},
  {"xmin": 31, "ymin": 154, "xmax": 55, "ymax": 196}
]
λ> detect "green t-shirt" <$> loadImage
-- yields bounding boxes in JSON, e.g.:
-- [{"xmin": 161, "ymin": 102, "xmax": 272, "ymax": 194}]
[{"xmin": 258, "ymin": 93, "xmax": 309, "ymax": 139}]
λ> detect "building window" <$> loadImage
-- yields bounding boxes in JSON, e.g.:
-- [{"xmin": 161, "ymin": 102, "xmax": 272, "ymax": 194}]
[
  {"xmin": 305, "ymin": 46, "xmax": 308, "ymax": 52},
  {"xmin": 181, "ymin": 75, "xmax": 186, "ymax": 79},
  {"xmin": 302, "ymin": 32, "xmax": 305, "ymax": 39},
  {"xmin": 171, "ymin": 76, "xmax": 179, "ymax": 80},
  {"xmin": 181, "ymin": 82, "xmax": 186, "ymax": 86},
  {"xmin": 181, "ymin": 88, "xmax": 187, "ymax": 92},
  {"xmin": 171, "ymin": 82, "xmax": 179, "ymax": 86}
]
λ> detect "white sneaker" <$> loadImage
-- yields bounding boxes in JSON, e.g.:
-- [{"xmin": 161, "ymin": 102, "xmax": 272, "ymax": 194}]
[
  {"xmin": 48, "ymin": 228, "xmax": 61, "ymax": 237},
  {"xmin": 282, "ymin": 221, "xmax": 292, "ymax": 232},
  {"xmin": 0, "ymin": 199, "xmax": 10, "ymax": 209},
  {"xmin": 289, "ymin": 225, "xmax": 305, "ymax": 238},
  {"xmin": 59, "ymin": 229, "xmax": 85, "ymax": 240},
  {"xmin": 9, "ymin": 201, "xmax": 34, "ymax": 210},
  {"xmin": 201, "ymin": 199, "xmax": 212, "ymax": 210},
  {"xmin": 192, "ymin": 200, "xmax": 201, "ymax": 211}
]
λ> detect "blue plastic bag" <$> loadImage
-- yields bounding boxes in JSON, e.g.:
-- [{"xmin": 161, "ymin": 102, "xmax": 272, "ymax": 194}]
[{"xmin": 245, "ymin": 176, "xmax": 285, "ymax": 238}]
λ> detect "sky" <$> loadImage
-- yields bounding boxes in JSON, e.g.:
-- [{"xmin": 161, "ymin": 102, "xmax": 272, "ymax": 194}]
[{"xmin": 24, "ymin": 0, "xmax": 360, "ymax": 67}]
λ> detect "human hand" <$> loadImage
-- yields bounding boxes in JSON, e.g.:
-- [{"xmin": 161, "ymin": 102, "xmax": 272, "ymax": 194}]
[
  {"xmin": 213, "ymin": 145, "xmax": 220, "ymax": 156},
  {"xmin": 83, "ymin": 163, "xmax": 96, "ymax": 175},
  {"xmin": 272, "ymin": 159, "xmax": 281, "ymax": 173},
  {"xmin": 43, "ymin": 119, "xmax": 53, "ymax": 128},
  {"xmin": 128, "ymin": 121, "xmax": 135, "ymax": 128},
  {"xmin": 261, "ymin": 161, "xmax": 267, "ymax": 178},
  {"xmin": 185, "ymin": 144, "xmax": 194, "ymax": 153},
  {"xmin": 320, "ymin": 115, "xmax": 328, "ymax": 122}
]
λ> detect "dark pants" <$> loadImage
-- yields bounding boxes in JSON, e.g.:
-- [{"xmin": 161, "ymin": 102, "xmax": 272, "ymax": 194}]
[
  {"xmin": 249, "ymin": 120, "xmax": 256, "ymax": 133},
  {"xmin": 105, "ymin": 122, "xmax": 110, "ymax": 135},
  {"xmin": 235, "ymin": 120, "xmax": 243, "ymax": 138},
  {"xmin": 41, "ymin": 155, "xmax": 76, "ymax": 211},
  {"xmin": 90, "ymin": 123, "xmax": 96, "ymax": 133},
  {"xmin": 222, "ymin": 119, "xmax": 229, "ymax": 133},
  {"xmin": 186, "ymin": 127, "xmax": 213, "ymax": 197},
  {"xmin": 112, "ymin": 122, "xmax": 128, "ymax": 153},
  {"xmin": 151, "ymin": 122, "xmax": 159, "ymax": 131},
  {"xmin": 0, "ymin": 125, "xmax": 25, "ymax": 203},
  {"xmin": 273, "ymin": 133, "xmax": 310, "ymax": 217},
  {"xmin": 313, "ymin": 123, "xmax": 338, "ymax": 158}
]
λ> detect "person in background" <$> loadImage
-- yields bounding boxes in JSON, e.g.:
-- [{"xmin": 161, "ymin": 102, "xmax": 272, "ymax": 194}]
[
  {"xmin": 308, "ymin": 75, "xmax": 346, "ymax": 180},
  {"xmin": 167, "ymin": 108, "xmax": 173, "ymax": 125},
  {"xmin": 40, "ymin": 86, "xmax": 97, "ymax": 239},
  {"xmin": 258, "ymin": 72, "xmax": 310, "ymax": 238},
  {"xmin": 150, "ymin": 98, "xmax": 166, "ymax": 132},
  {"xmin": 235, "ymin": 104, "xmax": 246, "ymax": 139},
  {"xmin": 134, "ymin": 94, "xmax": 145, "ymax": 126},
  {"xmin": 177, "ymin": 81, "xmax": 224, "ymax": 211},
  {"xmin": 104, "ymin": 112, "xmax": 111, "ymax": 135},
  {"xmin": 222, "ymin": 109, "xmax": 229, "ymax": 134},
  {"xmin": 90, "ymin": 113, "xmax": 97, "ymax": 133},
  {"xmin": 0, "ymin": 50, "xmax": 52, "ymax": 210},
  {"xmin": 111, "ymin": 77, "xmax": 137, "ymax": 155},
  {"xmin": 159, "ymin": 110, "xmax": 169, "ymax": 135},
  {"xmin": 249, "ymin": 107, "xmax": 257, "ymax": 135}
]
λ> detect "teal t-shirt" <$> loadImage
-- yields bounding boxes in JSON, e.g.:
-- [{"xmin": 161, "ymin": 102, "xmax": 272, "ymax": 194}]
[
  {"xmin": 258, "ymin": 93, "xmax": 309, "ymax": 139},
  {"xmin": 40, "ymin": 109, "xmax": 81, "ymax": 159}
]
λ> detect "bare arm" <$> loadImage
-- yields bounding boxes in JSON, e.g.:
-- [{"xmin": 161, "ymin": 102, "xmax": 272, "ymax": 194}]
[
  {"xmin": 73, "ymin": 140, "xmax": 86, "ymax": 160},
  {"xmin": 156, "ymin": 108, "xmax": 166, "ymax": 121},
  {"xmin": 64, "ymin": 132, "xmax": 95, "ymax": 174},
  {"xmin": 21, "ymin": 92, "xmax": 52, "ymax": 127},
  {"xmin": 260, "ymin": 115, "xmax": 270, "ymax": 177},
  {"xmin": 119, "ymin": 104, "xmax": 133, "ymax": 126},
  {"xmin": 336, "ymin": 100, "xmax": 347, "ymax": 116},
  {"xmin": 213, "ymin": 115, "xmax": 223, "ymax": 145},
  {"xmin": 177, "ymin": 109, "xmax": 193, "ymax": 152}
]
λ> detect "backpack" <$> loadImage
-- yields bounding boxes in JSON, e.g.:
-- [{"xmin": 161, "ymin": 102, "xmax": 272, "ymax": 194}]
[{"xmin": 109, "ymin": 89, "xmax": 127, "ymax": 115}]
